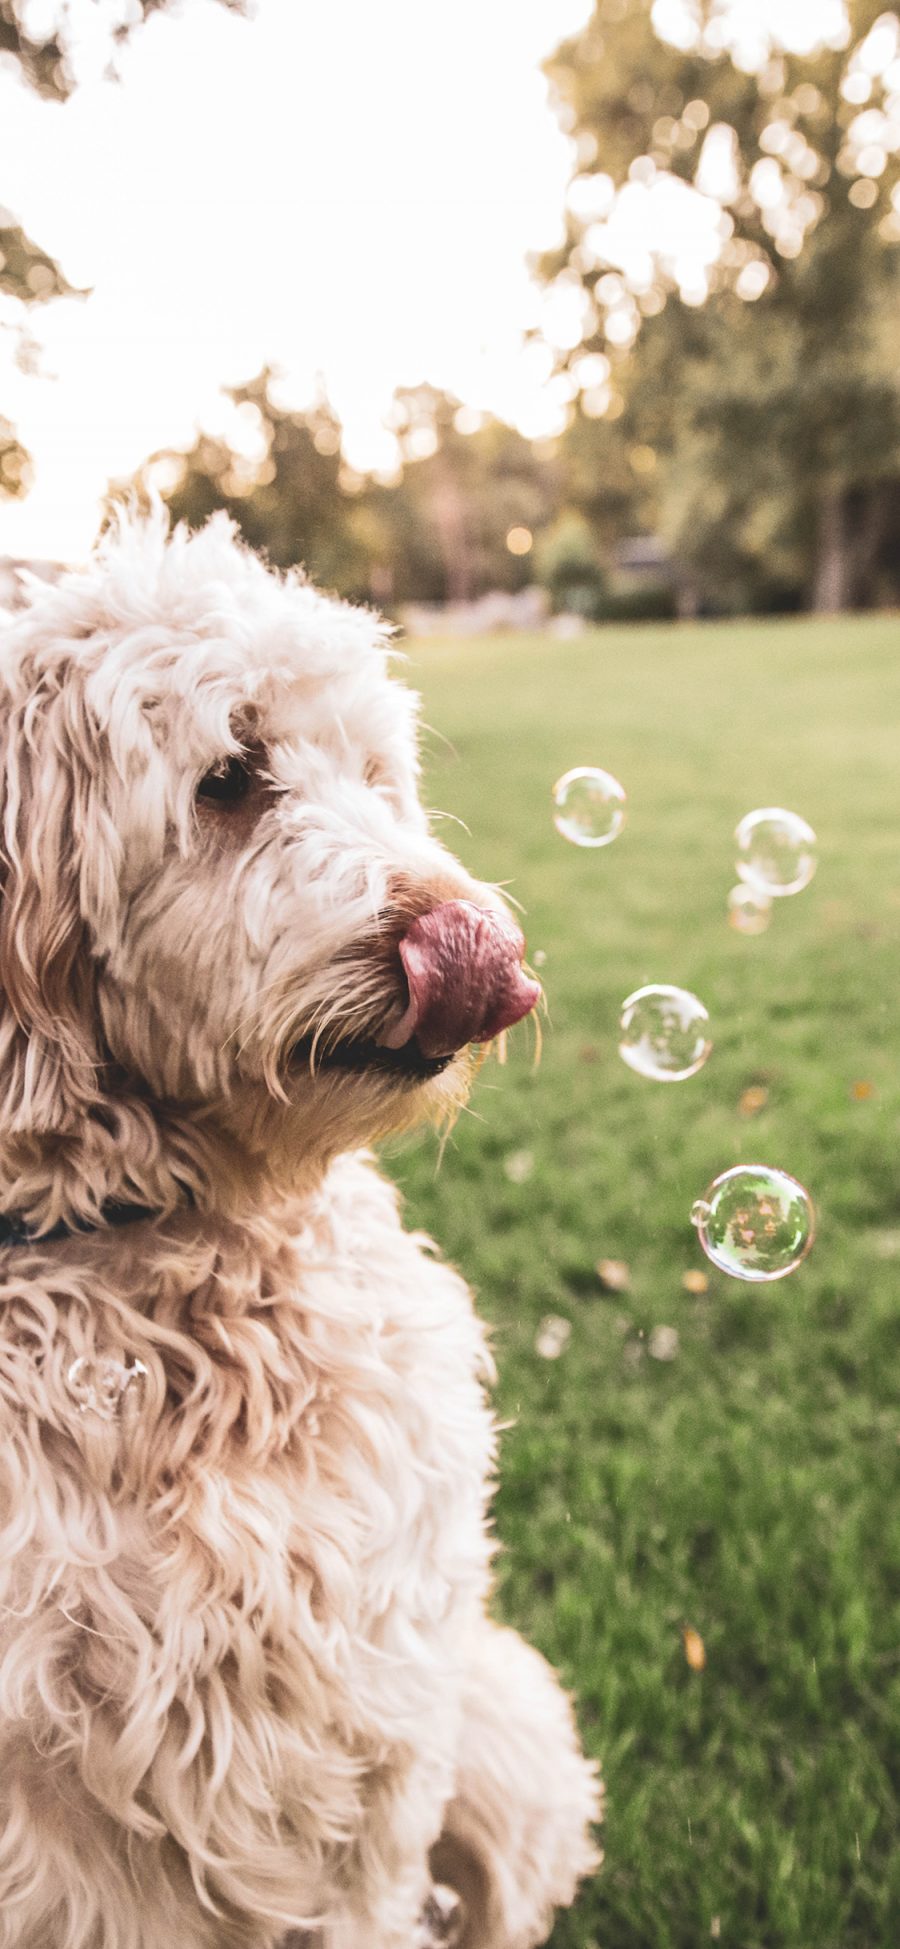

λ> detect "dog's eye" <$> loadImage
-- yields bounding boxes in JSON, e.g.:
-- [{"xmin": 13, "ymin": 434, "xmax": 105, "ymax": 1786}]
[{"xmin": 197, "ymin": 755, "xmax": 252, "ymax": 803}]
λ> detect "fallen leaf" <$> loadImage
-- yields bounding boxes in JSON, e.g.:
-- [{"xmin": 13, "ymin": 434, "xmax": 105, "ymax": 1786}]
[
  {"xmin": 851, "ymin": 1080, "xmax": 875, "ymax": 1101},
  {"xmin": 683, "ymin": 1625, "xmax": 707, "ymax": 1671},
  {"xmin": 596, "ymin": 1258, "xmax": 631, "ymax": 1293},
  {"xmin": 578, "ymin": 1043, "xmax": 600, "ymax": 1064},
  {"xmin": 682, "ymin": 1269, "xmax": 709, "ymax": 1295},
  {"xmin": 739, "ymin": 1085, "xmax": 769, "ymax": 1117},
  {"xmin": 503, "ymin": 1149, "xmax": 535, "ymax": 1185},
  {"xmin": 535, "ymin": 1315, "xmax": 571, "ymax": 1360},
  {"xmin": 649, "ymin": 1325, "xmax": 679, "ymax": 1362}
]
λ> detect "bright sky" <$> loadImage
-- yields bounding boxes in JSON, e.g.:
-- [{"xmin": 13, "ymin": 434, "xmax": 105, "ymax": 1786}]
[
  {"xmin": 0, "ymin": 0, "xmax": 594, "ymax": 559},
  {"xmin": 0, "ymin": 0, "xmax": 854, "ymax": 560}
]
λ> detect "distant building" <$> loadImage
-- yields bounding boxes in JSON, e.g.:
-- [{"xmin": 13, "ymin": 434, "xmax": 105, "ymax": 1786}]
[
  {"xmin": 613, "ymin": 535, "xmax": 699, "ymax": 618},
  {"xmin": 614, "ymin": 536, "xmax": 672, "ymax": 581}
]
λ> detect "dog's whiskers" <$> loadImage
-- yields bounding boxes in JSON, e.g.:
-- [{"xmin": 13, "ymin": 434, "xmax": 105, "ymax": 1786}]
[{"xmin": 223, "ymin": 947, "xmax": 400, "ymax": 1071}]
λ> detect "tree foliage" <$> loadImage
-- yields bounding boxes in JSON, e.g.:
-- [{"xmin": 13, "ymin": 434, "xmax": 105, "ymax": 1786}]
[
  {"xmin": 0, "ymin": 0, "xmax": 244, "ymax": 101},
  {"xmin": 0, "ymin": 0, "xmax": 240, "ymax": 499},
  {"xmin": 0, "ymin": 413, "xmax": 30, "ymax": 499},
  {"xmin": 542, "ymin": 0, "xmax": 900, "ymax": 608},
  {"xmin": 0, "ymin": 215, "xmax": 76, "ymax": 306},
  {"xmin": 124, "ymin": 372, "xmax": 565, "ymax": 610},
  {"xmin": 373, "ymin": 384, "xmax": 563, "ymax": 605},
  {"xmin": 155, "ymin": 371, "xmax": 356, "ymax": 585}
]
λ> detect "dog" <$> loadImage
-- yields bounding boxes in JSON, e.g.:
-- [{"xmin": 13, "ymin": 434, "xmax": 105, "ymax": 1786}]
[{"xmin": 0, "ymin": 509, "xmax": 600, "ymax": 1948}]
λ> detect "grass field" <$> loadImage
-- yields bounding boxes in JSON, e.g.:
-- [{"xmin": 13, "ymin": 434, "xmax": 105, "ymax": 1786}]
[{"xmin": 383, "ymin": 615, "xmax": 900, "ymax": 1949}]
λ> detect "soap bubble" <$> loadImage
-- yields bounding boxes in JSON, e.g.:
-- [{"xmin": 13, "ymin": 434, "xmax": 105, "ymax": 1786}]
[
  {"xmin": 67, "ymin": 1354, "xmax": 149, "ymax": 1421},
  {"xmin": 553, "ymin": 767, "xmax": 626, "ymax": 848},
  {"xmin": 691, "ymin": 1165, "xmax": 815, "ymax": 1282},
  {"xmin": 728, "ymin": 883, "xmax": 772, "ymax": 935},
  {"xmin": 735, "ymin": 808, "xmax": 817, "ymax": 897},
  {"xmin": 619, "ymin": 984, "xmax": 711, "ymax": 1081}
]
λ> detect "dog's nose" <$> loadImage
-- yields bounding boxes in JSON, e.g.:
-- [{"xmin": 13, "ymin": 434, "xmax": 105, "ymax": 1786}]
[{"xmin": 381, "ymin": 900, "xmax": 541, "ymax": 1060}]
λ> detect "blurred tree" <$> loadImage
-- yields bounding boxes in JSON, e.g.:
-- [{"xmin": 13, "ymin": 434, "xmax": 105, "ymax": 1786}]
[
  {"xmin": 0, "ymin": 412, "xmax": 31, "ymax": 499},
  {"xmin": 533, "ymin": 509, "xmax": 608, "ymax": 615},
  {"xmin": 0, "ymin": 0, "xmax": 244, "ymax": 99},
  {"xmin": 541, "ymin": 0, "xmax": 900, "ymax": 609},
  {"xmin": 0, "ymin": 212, "xmax": 75, "ymax": 308},
  {"xmin": 0, "ymin": 206, "xmax": 77, "ymax": 500},
  {"xmin": 629, "ymin": 275, "xmax": 900, "ymax": 612},
  {"xmin": 126, "ymin": 374, "xmax": 564, "ymax": 609},
  {"xmin": 554, "ymin": 383, "xmax": 664, "ymax": 605},
  {"xmin": 128, "ymin": 369, "xmax": 372, "ymax": 597},
  {"xmin": 0, "ymin": 0, "xmax": 241, "ymax": 499},
  {"xmin": 375, "ymin": 384, "xmax": 563, "ymax": 604}
]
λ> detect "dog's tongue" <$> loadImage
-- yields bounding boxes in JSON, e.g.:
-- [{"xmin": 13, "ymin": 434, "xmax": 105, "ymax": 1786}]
[{"xmin": 388, "ymin": 901, "xmax": 541, "ymax": 1060}]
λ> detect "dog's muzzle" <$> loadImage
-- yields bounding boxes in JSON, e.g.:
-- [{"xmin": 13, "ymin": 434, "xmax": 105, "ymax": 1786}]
[
  {"xmin": 291, "ymin": 900, "xmax": 541, "ymax": 1084},
  {"xmin": 379, "ymin": 901, "xmax": 540, "ymax": 1059}
]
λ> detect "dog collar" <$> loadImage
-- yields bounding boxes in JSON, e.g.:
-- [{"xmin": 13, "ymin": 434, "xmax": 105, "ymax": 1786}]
[{"xmin": 0, "ymin": 1200, "xmax": 167, "ymax": 1248}]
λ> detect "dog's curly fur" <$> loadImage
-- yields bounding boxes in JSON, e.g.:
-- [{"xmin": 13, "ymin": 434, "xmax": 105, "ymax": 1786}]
[{"xmin": 0, "ymin": 510, "xmax": 600, "ymax": 1949}]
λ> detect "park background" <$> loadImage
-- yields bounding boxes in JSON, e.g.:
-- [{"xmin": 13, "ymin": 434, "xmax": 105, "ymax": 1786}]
[{"xmin": 2, "ymin": 2, "xmax": 899, "ymax": 1944}]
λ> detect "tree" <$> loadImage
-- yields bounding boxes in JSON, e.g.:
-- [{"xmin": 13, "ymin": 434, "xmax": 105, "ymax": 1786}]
[
  {"xmin": 123, "ymin": 373, "xmax": 565, "ymax": 610},
  {"xmin": 533, "ymin": 510, "xmax": 609, "ymax": 615},
  {"xmin": 125, "ymin": 368, "xmax": 373, "ymax": 598},
  {"xmin": 374, "ymin": 384, "xmax": 563, "ymax": 605},
  {"xmin": 0, "ymin": 208, "xmax": 77, "ymax": 500},
  {"xmin": 642, "ymin": 272, "xmax": 900, "ymax": 612},
  {"xmin": 541, "ymin": 0, "xmax": 900, "ymax": 609},
  {"xmin": 0, "ymin": 0, "xmax": 240, "ymax": 500}
]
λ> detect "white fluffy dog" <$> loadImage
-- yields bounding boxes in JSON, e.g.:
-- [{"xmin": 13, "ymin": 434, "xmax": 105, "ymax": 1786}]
[{"xmin": 0, "ymin": 511, "xmax": 600, "ymax": 1949}]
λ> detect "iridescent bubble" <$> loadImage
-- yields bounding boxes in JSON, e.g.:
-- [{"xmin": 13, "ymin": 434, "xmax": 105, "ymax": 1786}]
[
  {"xmin": 691, "ymin": 1165, "xmax": 815, "ymax": 1282},
  {"xmin": 735, "ymin": 808, "xmax": 817, "ymax": 897},
  {"xmin": 619, "ymin": 984, "xmax": 711, "ymax": 1081},
  {"xmin": 67, "ymin": 1354, "xmax": 149, "ymax": 1421},
  {"xmin": 553, "ymin": 767, "xmax": 626, "ymax": 848},
  {"xmin": 728, "ymin": 883, "xmax": 772, "ymax": 935}
]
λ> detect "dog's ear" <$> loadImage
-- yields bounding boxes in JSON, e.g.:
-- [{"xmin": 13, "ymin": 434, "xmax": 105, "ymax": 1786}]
[{"xmin": 0, "ymin": 675, "xmax": 104, "ymax": 1136}]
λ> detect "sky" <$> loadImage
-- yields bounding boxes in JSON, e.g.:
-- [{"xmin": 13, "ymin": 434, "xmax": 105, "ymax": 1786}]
[
  {"xmin": 0, "ymin": 0, "xmax": 595, "ymax": 559},
  {"xmin": 0, "ymin": 0, "xmax": 853, "ymax": 560}
]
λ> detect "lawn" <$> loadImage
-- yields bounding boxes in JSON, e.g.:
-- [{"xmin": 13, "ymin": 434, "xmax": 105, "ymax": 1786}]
[{"xmin": 383, "ymin": 614, "xmax": 900, "ymax": 1949}]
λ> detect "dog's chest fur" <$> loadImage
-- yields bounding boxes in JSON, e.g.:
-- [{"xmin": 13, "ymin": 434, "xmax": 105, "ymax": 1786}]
[{"xmin": 0, "ymin": 1155, "xmax": 496, "ymax": 1881}]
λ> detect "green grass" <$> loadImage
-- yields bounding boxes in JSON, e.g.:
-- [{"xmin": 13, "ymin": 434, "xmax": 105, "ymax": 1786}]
[{"xmin": 383, "ymin": 615, "xmax": 900, "ymax": 1949}]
